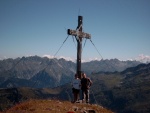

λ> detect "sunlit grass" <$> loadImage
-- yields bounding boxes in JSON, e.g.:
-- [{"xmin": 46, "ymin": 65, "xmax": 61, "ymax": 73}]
[{"xmin": 5, "ymin": 99, "xmax": 113, "ymax": 113}]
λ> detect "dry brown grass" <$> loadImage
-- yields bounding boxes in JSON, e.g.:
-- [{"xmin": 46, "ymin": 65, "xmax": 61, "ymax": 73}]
[{"xmin": 4, "ymin": 99, "xmax": 113, "ymax": 113}]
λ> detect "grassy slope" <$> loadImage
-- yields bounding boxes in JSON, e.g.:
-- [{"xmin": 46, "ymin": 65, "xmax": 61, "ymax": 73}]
[{"xmin": 4, "ymin": 99, "xmax": 113, "ymax": 113}]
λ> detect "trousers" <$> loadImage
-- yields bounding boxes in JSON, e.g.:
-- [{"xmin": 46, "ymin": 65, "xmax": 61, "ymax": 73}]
[{"xmin": 82, "ymin": 89, "xmax": 89, "ymax": 103}]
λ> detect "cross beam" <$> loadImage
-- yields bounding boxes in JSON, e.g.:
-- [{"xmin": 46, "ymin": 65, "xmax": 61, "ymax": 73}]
[{"xmin": 67, "ymin": 16, "xmax": 91, "ymax": 79}]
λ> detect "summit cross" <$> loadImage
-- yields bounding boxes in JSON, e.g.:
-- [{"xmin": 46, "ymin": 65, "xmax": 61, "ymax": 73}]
[{"xmin": 67, "ymin": 16, "xmax": 91, "ymax": 79}]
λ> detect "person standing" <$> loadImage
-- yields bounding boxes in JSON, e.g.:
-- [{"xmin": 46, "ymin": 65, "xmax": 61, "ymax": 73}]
[
  {"xmin": 72, "ymin": 74, "xmax": 81, "ymax": 103},
  {"xmin": 81, "ymin": 73, "xmax": 92, "ymax": 103}
]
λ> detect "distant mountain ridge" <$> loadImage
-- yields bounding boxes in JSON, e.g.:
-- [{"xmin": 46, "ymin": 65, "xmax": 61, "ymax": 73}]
[
  {"xmin": 0, "ymin": 56, "xmax": 141, "ymax": 88},
  {"xmin": 0, "ymin": 56, "xmax": 75, "ymax": 88},
  {"xmin": 0, "ymin": 63, "xmax": 150, "ymax": 113},
  {"xmin": 89, "ymin": 63, "xmax": 150, "ymax": 113}
]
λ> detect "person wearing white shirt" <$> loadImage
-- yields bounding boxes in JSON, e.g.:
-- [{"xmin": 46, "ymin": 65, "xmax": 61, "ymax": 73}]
[{"xmin": 72, "ymin": 74, "xmax": 81, "ymax": 103}]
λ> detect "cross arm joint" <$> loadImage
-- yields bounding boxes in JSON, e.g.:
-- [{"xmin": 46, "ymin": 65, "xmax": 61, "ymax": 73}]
[{"xmin": 67, "ymin": 29, "xmax": 91, "ymax": 39}]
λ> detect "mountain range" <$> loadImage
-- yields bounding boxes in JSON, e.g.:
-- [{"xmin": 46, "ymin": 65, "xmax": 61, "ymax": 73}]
[
  {"xmin": 0, "ymin": 56, "xmax": 141, "ymax": 88},
  {"xmin": 0, "ymin": 56, "xmax": 150, "ymax": 113},
  {"xmin": 90, "ymin": 63, "xmax": 150, "ymax": 113}
]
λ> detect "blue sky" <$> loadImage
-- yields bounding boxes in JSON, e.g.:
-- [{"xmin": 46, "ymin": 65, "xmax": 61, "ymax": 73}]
[{"xmin": 0, "ymin": 0, "xmax": 150, "ymax": 61}]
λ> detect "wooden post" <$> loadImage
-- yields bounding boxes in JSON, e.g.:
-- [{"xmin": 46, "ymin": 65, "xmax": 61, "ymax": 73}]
[
  {"xmin": 67, "ymin": 16, "xmax": 91, "ymax": 79},
  {"xmin": 77, "ymin": 16, "xmax": 82, "ymax": 79}
]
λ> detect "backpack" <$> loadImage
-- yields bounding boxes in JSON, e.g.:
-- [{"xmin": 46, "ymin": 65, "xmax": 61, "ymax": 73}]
[{"xmin": 81, "ymin": 78, "xmax": 92, "ymax": 89}]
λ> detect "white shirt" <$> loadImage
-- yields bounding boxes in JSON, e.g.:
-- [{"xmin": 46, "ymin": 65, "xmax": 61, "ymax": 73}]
[{"xmin": 72, "ymin": 78, "xmax": 81, "ymax": 90}]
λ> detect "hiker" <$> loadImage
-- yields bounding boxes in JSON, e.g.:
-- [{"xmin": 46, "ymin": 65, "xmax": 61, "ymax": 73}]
[
  {"xmin": 72, "ymin": 74, "xmax": 81, "ymax": 103},
  {"xmin": 81, "ymin": 73, "xmax": 92, "ymax": 103}
]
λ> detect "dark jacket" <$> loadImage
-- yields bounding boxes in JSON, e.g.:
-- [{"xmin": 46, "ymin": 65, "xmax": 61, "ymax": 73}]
[{"xmin": 81, "ymin": 77, "xmax": 92, "ymax": 90}]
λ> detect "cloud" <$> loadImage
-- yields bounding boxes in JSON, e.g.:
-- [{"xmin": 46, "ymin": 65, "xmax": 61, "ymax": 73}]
[
  {"xmin": 135, "ymin": 54, "xmax": 150, "ymax": 63},
  {"xmin": 42, "ymin": 55, "xmax": 76, "ymax": 62},
  {"xmin": 82, "ymin": 57, "xmax": 102, "ymax": 62},
  {"xmin": 43, "ymin": 55, "xmax": 54, "ymax": 59},
  {"xmin": 0, "ymin": 56, "xmax": 8, "ymax": 60},
  {"xmin": 59, "ymin": 56, "xmax": 76, "ymax": 62},
  {"xmin": 43, "ymin": 54, "xmax": 150, "ymax": 63},
  {"xmin": 43, "ymin": 54, "xmax": 103, "ymax": 63}
]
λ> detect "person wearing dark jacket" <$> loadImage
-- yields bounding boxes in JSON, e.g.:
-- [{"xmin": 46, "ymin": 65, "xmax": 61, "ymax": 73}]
[{"xmin": 81, "ymin": 73, "xmax": 92, "ymax": 103}]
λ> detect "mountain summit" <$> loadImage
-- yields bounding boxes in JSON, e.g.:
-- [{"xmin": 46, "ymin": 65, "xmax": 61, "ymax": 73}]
[{"xmin": 5, "ymin": 99, "xmax": 113, "ymax": 113}]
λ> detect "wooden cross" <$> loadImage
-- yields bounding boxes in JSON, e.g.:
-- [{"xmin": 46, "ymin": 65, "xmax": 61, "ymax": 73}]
[{"xmin": 67, "ymin": 16, "xmax": 91, "ymax": 79}]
